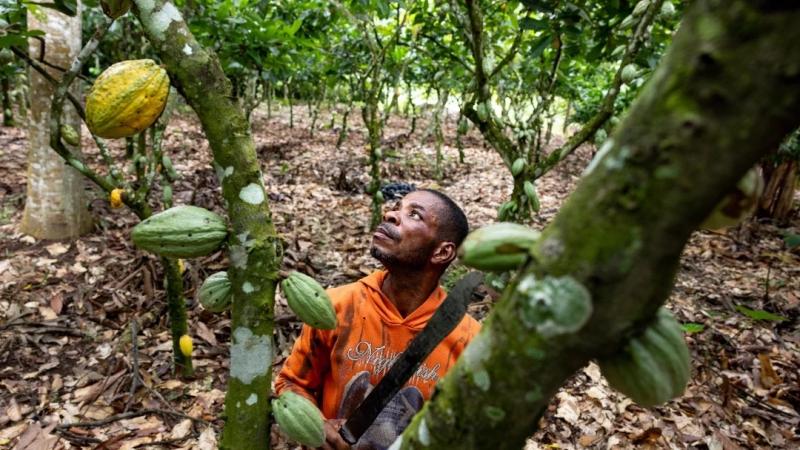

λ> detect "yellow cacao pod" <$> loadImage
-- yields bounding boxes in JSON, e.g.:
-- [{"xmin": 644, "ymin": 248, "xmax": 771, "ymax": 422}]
[
  {"xmin": 109, "ymin": 188, "xmax": 124, "ymax": 208},
  {"xmin": 179, "ymin": 334, "xmax": 193, "ymax": 357},
  {"xmin": 86, "ymin": 59, "xmax": 169, "ymax": 139}
]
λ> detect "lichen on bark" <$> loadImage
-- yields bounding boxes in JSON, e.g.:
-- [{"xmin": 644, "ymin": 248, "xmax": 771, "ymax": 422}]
[{"xmin": 131, "ymin": 1, "xmax": 281, "ymax": 448}]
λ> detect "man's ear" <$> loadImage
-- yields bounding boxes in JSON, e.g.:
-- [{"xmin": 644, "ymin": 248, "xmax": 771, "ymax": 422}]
[{"xmin": 431, "ymin": 241, "xmax": 456, "ymax": 265}]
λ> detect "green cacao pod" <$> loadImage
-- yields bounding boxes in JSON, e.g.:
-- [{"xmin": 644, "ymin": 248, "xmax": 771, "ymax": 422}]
[
  {"xmin": 659, "ymin": 1, "xmax": 676, "ymax": 20},
  {"xmin": 701, "ymin": 167, "xmax": 763, "ymax": 230},
  {"xmin": 161, "ymin": 155, "xmax": 179, "ymax": 180},
  {"xmin": 598, "ymin": 308, "xmax": 691, "ymax": 407},
  {"xmin": 198, "ymin": 271, "xmax": 232, "ymax": 312},
  {"xmin": 281, "ymin": 272, "xmax": 337, "ymax": 330},
  {"xmin": 621, "ymin": 64, "xmax": 639, "ymax": 84},
  {"xmin": 457, "ymin": 118, "xmax": 469, "ymax": 134},
  {"xmin": 632, "ymin": 0, "xmax": 650, "ymax": 17},
  {"xmin": 496, "ymin": 200, "xmax": 516, "ymax": 221},
  {"xmin": 86, "ymin": 59, "xmax": 169, "ymax": 139},
  {"xmin": 619, "ymin": 14, "xmax": 636, "ymax": 30},
  {"xmin": 476, "ymin": 102, "xmax": 489, "ymax": 121},
  {"xmin": 60, "ymin": 124, "xmax": 80, "ymax": 146},
  {"xmin": 100, "ymin": 0, "xmax": 131, "ymax": 19},
  {"xmin": 524, "ymin": 181, "xmax": 540, "ymax": 213},
  {"xmin": 0, "ymin": 48, "xmax": 14, "ymax": 65},
  {"xmin": 162, "ymin": 184, "xmax": 173, "ymax": 205},
  {"xmin": 272, "ymin": 391, "xmax": 325, "ymax": 447},
  {"xmin": 458, "ymin": 222, "xmax": 540, "ymax": 272},
  {"xmin": 131, "ymin": 205, "xmax": 228, "ymax": 258},
  {"xmin": 511, "ymin": 158, "xmax": 526, "ymax": 177},
  {"xmin": 594, "ymin": 128, "xmax": 608, "ymax": 146},
  {"xmin": 376, "ymin": 190, "xmax": 385, "ymax": 203}
]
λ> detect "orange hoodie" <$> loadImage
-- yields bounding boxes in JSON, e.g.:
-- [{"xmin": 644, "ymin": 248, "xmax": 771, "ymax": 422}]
[{"xmin": 274, "ymin": 270, "xmax": 480, "ymax": 421}]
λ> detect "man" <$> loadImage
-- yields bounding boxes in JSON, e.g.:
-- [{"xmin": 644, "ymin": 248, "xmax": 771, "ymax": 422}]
[{"xmin": 274, "ymin": 189, "xmax": 480, "ymax": 450}]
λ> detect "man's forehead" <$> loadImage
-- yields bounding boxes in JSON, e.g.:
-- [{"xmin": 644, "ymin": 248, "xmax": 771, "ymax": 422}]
[
  {"xmin": 401, "ymin": 191, "xmax": 439, "ymax": 209},
  {"xmin": 401, "ymin": 191, "xmax": 444, "ymax": 221}
]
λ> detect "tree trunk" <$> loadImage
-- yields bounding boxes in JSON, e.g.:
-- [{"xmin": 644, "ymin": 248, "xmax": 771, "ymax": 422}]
[
  {"xmin": 20, "ymin": 4, "xmax": 92, "ymax": 239},
  {"xmin": 395, "ymin": 1, "xmax": 800, "ymax": 448},
  {"xmin": 758, "ymin": 159, "xmax": 797, "ymax": 223},
  {"xmin": 2, "ymin": 75, "xmax": 13, "ymax": 126},
  {"xmin": 132, "ymin": 2, "xmax": 281, "ymax": 448}
]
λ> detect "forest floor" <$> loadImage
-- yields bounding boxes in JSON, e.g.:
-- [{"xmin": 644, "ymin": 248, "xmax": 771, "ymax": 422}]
[{"xmin": 1, "ymin": 104, "xmax": 799, "ymax": 450}]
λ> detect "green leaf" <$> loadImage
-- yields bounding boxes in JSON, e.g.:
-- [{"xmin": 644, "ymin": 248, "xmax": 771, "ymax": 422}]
[
  {"xmin": 681, "ymin": 323, "xmax": 705, "ymax": 334},
  {"xmin": 735, "ymin": 305, "xmax": 787, "ymax": 322},
  {"xmin": 529, "ymin": 33, "xmax": 552, "ymax": 59},
  {"xmin": 520, "ymin": 17, "xmax": 548, "ymax": 31},
  {"xmin": 783, "ymin": 233, "xmax": 800, "ymax": 249}
]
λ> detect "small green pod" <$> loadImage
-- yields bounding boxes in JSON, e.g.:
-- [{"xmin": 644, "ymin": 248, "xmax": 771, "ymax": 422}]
[
  {"xmin": 511, "ymin": 158, "xmax": 526, "ymax": 177},
  {"xmin": 197, "ymin": 271, "xmax": 232, "ymax": 312},
  {"xmin": 272, "ymin": 391, "xmax": 325, "ymax": 448},
  {"xmin": 458, "ymin": 222, "xmax": 540, "ymax": 272},
  {"xmin": 281, "ymin": 272, "xmax": 337, "ymax": 330}
]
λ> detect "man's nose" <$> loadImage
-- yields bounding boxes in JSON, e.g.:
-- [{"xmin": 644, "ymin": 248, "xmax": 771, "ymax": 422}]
[{"xmin": 383, "ymin": 208, "xmax": 400, "ymax": 225}]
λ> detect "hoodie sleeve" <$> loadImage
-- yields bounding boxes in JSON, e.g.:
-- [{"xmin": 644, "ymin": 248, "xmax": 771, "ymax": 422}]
[{"xmin": 274, "ymin": 323, "xmax": 333, "ymax": 406}]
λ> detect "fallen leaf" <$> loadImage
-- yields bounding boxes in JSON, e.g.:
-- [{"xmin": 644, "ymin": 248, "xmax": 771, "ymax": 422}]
[
  {"xmin": 45, "ymin": 243, "xmax": 69, "ymax": 256},
  {"xmin": 197, "ymin": 427, "xmax": 218, "ymax": 450},
  {"xmin": 49, "ymin": 293, "xmax": 63, "ymax": 315},
  {"xmin": 757, "ymin": 353, "xmax": 781, "ymax": 388},
  {"xmin": 169, "ymin": 418, "xmax": 192, "ymax": 439},
  {"xmin": 196, "ymin": 321, "xmax": 217, "ymax": 346}
]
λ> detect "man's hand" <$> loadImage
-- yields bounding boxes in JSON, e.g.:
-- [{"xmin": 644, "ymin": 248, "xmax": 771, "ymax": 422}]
[{"xmin": 320, "ymin": 418, "xmax": 350, "ymax": 450}]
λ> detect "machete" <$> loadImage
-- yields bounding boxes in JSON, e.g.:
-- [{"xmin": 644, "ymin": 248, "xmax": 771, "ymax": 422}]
[{"xmin": 339, "ymin": 271, "xmax": 485, "ymax": 445}]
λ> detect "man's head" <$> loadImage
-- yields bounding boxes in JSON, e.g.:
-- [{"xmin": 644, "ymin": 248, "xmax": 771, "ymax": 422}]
[{"xmin": 370, "ymin": 189, "xmax": 469, "ymax": 274}]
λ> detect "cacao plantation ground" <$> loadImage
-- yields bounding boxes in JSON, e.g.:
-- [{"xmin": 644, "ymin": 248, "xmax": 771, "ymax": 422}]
[{"xmin": 0, "ymin": 104, "xmax": 799, "ymax": 449}]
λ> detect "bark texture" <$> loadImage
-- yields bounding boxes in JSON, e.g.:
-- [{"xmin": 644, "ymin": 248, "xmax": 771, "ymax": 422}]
[
  {"xmin": 395, "ymin": 1, "xmax": 800, "ymax": 448},
  {"xmin": 131, "ymin": 2, "xmax": 281, "ymax": 448},
  {"xmin": 21, "ymin": 4, "xmax": 92, "ymax": 239}
]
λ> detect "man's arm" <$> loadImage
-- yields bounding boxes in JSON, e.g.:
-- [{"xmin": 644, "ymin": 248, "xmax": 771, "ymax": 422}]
[{"xmin": 274, "ymin": 323, "xmax": 332, "ymax": 404}]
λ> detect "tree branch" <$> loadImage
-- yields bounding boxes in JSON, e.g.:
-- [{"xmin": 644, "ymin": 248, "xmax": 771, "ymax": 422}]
[
  {"xmin": 535, "ymin": 0, "xmax": 664, "ymax": 179},
  {"xmin": 395, "ymin": 1, "xmax": 800, "ymax": 448}
]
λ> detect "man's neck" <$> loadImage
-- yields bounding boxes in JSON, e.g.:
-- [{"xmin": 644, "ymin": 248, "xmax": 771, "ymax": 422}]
[{"xmin": 381, "ymin": 269, "xmax": 441, "ymax": 318}]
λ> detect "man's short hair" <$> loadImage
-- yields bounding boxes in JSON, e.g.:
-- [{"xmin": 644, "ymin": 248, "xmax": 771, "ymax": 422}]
[{"xmin": 419, "ymin": 189, "xmax": 469, "ymax": 247}]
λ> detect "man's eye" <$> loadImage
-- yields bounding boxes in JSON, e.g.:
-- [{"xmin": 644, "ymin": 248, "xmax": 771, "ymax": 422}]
[{"xmin": 410, "ymin": 210, "xmax": 421, "ymax": 219}]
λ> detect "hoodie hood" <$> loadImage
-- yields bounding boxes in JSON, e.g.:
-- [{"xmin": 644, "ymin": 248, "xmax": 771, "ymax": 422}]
[{"xmin": 359, "ymin": 270, "xmax": 446, "ymax": 331}]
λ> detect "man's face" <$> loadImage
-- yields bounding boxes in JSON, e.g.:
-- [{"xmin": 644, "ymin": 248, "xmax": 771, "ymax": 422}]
[{"xmin": 370, "ymin": 191, "xmax": 447, "ymax": 270}]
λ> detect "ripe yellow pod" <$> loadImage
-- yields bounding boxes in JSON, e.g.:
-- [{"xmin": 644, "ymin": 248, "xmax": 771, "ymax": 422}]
[{"xmin": 86, "ymin": 59, "xmax": 169, "ymax": 139}]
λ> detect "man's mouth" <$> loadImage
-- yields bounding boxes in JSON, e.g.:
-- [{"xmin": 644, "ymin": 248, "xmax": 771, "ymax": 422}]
[{"xmin": 374, "ymin": 224, "xmax": 398, "ymax": 241}]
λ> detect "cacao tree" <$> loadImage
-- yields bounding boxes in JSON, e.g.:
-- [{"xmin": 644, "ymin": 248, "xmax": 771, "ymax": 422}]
[
  {"xmin": 20, "ymin": 3, "xmax": 93, "ymax": 239},
  {"xmin": 413, "ymin": 0, "xmax": 678, "ymax": 223},
  {"xmin": 128, "ymin": 1, "xmax": 282, "ymax": 447},
  {"xmin": 12, "ymin": 7, "xmax": 197, "ymax": 377},
  {"xmin": 391, "ymin": 0, "xmax": 800, "ymax": 447},
  {"xmin": 331, "ymin": 0, "xmax": 413, "ymax": 228}
]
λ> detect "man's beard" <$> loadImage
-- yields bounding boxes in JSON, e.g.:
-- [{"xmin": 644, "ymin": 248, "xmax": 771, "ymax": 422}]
[{"xmin": 370, "ymin": 243, "xmax": 434, "ymax": 270}]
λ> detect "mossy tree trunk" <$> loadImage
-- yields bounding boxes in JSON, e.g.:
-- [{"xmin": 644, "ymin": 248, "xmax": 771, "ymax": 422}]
[
  {"xmin": 395, "ymin": 1, "xmax": 800, "ymax": 448},
  {"xmin": 132, "ymin": 2, "xmax": 281, "ymax": 448}
]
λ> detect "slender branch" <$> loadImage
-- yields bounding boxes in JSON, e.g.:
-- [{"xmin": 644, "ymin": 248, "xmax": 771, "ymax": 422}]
[
  {"xmin": 13, "ymin": 42, "xmax": 122, "ymax": 185},
  {"xmin": 488, "ymin": 29, "xmax": 523, "ymax": 80},
  {"xmin": 47, "ymin": 18, "xmax": 121, "ymax": 196},
  {"xmin": 11, "ymin": 46, "xmax": 84, "ymax": 120},
  {"xmin": 527, "ymin": 33, "xmax": 563, "ymax": 124},
  {"xmin": 418, "ymin": 32, "xmax": 474, "ymax": 74},
  {"xmin": 534, "ymin": 0, "xmax": 665, "ymax": 179}
]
